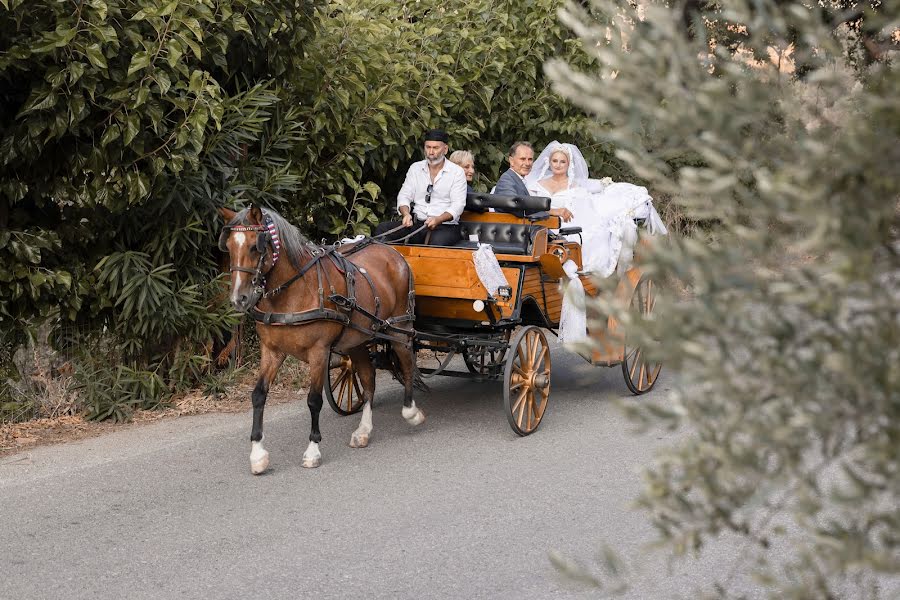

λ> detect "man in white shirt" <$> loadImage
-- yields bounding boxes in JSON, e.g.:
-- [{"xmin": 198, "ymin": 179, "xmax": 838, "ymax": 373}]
[{"xmin": 374, "ymin": 129, "xmax": 467, "ymax": 246}]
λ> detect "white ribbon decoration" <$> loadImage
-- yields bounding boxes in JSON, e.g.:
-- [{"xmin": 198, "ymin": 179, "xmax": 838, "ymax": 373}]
[{"xmin": 558, "ymin": 259, "xmax": 587, "ymax": 345}]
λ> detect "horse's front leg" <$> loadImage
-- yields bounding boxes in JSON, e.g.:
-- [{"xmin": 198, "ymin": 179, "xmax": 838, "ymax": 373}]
[
  {"xmin": 250, "ymin": 347, "xmax": 285, "ymax": 475},
  {"xmin": 301, "ymin": 347, "xmax": 328, "ymax": 468}
]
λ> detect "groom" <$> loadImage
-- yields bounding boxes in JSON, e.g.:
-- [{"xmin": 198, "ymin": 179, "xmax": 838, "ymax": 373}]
[{"xmin": 493, "ymin": 141, "xmax": 534, "ymax": 196}]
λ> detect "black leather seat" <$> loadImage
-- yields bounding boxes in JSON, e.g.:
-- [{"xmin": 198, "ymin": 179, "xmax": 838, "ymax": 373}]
[
  {"xmin": 465, "ymin": 192, "xmax": 551, "ymax": 217},
  {"xmin": 455, "ymin": 222, "xmax": 540, "ymax": 255}
]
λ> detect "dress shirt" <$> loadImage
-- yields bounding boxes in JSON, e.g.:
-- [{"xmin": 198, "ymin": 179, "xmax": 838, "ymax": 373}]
[{"xmin": 397, "ymin": 159, "xmax": 467, "ymax": 224}]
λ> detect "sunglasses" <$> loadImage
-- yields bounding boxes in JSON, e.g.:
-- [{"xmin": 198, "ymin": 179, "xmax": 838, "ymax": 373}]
[{"xmin": 425, "ymin": 183, "xmax": 433, "ymax": 204}]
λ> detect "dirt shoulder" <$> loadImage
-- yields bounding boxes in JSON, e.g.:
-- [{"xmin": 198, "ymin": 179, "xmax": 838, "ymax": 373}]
[{"xmin": 0, "ymin": 375, "xmax": 307, "ymax": 460}]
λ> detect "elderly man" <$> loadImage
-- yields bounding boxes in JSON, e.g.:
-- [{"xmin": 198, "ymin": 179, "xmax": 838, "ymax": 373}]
[
  {"xmin": 493, "ymin": 141, "xmax": 534, "ymax": 197},
  {"xmin": 374, "ymin": 129, "xmax": 467, "ymax": 246}
]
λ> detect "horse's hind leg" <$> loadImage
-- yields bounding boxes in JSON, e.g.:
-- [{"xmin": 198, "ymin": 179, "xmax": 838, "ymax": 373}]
[
  {"xmin": 250, "ymin": 348, "xmax": 286, "ymax": 475},
  {"xmin": 393, "ymin": 338, "xmax": 425, "ymax": 426},
  {"xmin": 348, "ymin": 346, "xmax": 375, "ymax": 449}
]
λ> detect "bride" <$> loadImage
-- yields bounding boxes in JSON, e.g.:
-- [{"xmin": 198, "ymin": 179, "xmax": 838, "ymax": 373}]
[{"xmin": 524, "ymin": 141, "xmax": 667, "ymax": 277}]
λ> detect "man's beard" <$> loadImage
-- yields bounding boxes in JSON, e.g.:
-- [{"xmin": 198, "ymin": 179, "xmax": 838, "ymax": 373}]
[{"xmin": 427, "ymin": 153, "xmax": 445, "ymax": 165}]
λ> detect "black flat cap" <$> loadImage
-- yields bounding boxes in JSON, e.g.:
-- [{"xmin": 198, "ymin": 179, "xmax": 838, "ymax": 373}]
[{"xmin": 423, "ymin": 128, "xmax": 449, "ymax": 143}]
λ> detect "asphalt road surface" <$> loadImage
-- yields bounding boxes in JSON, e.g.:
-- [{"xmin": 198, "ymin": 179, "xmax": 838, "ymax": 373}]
[{"xmin": 3, "ymin": 343, "xmax": 755, "ymax": 600}]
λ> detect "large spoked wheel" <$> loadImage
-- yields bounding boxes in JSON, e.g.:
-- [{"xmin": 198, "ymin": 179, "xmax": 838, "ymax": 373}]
[
  {"xmin": 504, "ymin": 326, "xmax": 551, "ymax": 436},
  {"xmin": 622, "ymin": 277, "xmax": 662, "ymax": 395},
  {"xmin": 324, "ymin": 350, "xmax": 365, "ymax": 415}
]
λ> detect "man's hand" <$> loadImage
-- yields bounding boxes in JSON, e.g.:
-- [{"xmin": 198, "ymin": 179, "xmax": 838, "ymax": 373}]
[
  {"xmin": 401, "ymin": 213, "xmax": 414, "ymax": 228},
  {"xmin": 424, "ymin": 216, "xmax": 442, "ymax": 230}
]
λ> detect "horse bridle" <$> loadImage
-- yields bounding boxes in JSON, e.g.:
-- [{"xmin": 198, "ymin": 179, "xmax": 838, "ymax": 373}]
[{"xmin": 220, "ymin": 224, "xmax": 273, "ymax": 293}]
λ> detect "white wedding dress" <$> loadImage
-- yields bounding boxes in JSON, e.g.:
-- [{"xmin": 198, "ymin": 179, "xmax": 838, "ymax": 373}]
[
  {"xmin": 521, "ymin": 142, "xmax": 668, "ymax": 345},
  {"xmin": 528, "ymin": 178, "xmax": 666, "ymax": 277}
]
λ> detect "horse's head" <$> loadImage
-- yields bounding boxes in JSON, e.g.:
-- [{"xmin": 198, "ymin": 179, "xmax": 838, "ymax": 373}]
[{"xmin": 218, "ymin": 205, "xmax": 275, "ymax": 313}]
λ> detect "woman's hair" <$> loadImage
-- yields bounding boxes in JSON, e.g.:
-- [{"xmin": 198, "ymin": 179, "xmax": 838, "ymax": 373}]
[{"xmin": 449, "ymin": 150, "xmax": 474, "ymax": 166}]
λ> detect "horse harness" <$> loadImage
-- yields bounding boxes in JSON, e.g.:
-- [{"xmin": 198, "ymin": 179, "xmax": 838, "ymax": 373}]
[{"xmin": 220, "ymin": 219, "xmax": 416, "ymax": 346}]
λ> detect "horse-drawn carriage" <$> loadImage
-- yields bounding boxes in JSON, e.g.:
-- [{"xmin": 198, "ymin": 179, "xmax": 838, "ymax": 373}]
[
  {"xmin": 219, "ymin": 192, "xmax": 660, "ymax": 472},
  {"xmin": 322, "ymin": 192, "xmax": 661, "ymax": 436}
]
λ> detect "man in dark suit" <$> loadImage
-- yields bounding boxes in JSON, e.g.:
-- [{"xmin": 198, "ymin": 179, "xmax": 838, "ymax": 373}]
[{"xmin": 493, "ymin": 141, "xmax": 534, "ymax": 196}]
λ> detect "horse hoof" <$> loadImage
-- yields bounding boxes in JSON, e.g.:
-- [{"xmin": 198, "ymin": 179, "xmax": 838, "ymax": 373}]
[
  {"xmin": 301, "ymin": 455, "xmax": 322, "ymax": 469},
  {"xmin": 250, "ymin": 450, "xmax": 270, "ymax": 475},
  {"xmin": 302, "ymin": 441, "xmax": 322, "ymax": 468},
  {"xmin": 350, "ymin": 432, "xmax": 370, "ymax": 448},
  {"xmin": 404, "ymin": 408, "xmax": 426, "ymax": 426}
]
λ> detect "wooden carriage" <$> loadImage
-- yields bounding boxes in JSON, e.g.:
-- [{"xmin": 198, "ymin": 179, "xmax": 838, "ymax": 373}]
[{"xmin": 324, "ymin": 193, "xmax": 661, "ymax": 436}]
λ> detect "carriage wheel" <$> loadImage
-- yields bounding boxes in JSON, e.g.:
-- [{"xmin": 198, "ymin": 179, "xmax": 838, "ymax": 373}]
[
  {"xmin": 324, "ymin": 350, "xmax": 365, "ymax": 415},
  {"xmin": 503, "ymin": 326, "xmax": 551, "ymax": 436},
  {"xmin": 622, "ymin": 277, "xmax": 662, "ymax": 395}
]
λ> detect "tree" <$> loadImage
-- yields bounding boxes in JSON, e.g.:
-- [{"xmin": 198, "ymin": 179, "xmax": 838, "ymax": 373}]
[
  {"xmin": 0, "ymin": 0, "xmax": 315, "ymax": 419},
  {"xmin": 549, "ymin": 0, "xmax": 899, "ymax": 596}
]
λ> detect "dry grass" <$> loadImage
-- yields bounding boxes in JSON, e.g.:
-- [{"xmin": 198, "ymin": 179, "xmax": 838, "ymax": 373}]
[{"xmin": 0, "ymin": 359, "xmax": 311, "ymax": 459}]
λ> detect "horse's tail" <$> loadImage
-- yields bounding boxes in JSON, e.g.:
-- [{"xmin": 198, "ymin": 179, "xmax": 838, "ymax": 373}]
[{"xmin": 388, "ymin": 346, "xmax": 430, "ymax": 393}]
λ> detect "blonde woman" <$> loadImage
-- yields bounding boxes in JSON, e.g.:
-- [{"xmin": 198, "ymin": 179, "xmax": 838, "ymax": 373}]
[{"xmin": 449, "ymin": 150, "xmax": 476, "ymax": 193}]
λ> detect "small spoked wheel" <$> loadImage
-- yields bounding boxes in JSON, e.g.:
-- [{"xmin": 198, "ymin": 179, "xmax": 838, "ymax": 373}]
[
  {"xmin": 622, "ymin": 277, "xmax": 662, "ymax": 394},
  {"xmin": 324, "ymin": 350, "xmax": 365, "ymax": 415},
  {"xmin": 462, "ymin": 345, "xmax": 506, "ymax": 376},
  {"xmin": 504, "ymin": 326, "xmax": 551, "ymax": 436}
]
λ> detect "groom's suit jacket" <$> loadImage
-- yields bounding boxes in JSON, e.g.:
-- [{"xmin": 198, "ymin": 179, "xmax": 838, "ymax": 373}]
[{"xmin": 493, "ymin": 168, "xmax": 530, "ymax": 197}]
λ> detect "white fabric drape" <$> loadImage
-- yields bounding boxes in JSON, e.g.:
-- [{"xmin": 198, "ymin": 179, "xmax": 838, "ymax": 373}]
[
  {"xmin": 472, "ymin": 244, "xmax": 508, "ymax": 297},
  {"xmin": 558, "ymin": 260, "xmax": 587, "ymax": 345}
]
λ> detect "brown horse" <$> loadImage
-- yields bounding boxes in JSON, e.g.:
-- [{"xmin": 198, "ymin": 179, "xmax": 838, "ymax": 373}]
[{"xmin": 218, "ymin": 205, "xmax": 425, "ymax": 473}]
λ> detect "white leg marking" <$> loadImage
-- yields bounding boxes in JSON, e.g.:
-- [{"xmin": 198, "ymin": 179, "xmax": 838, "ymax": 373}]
[
  {"xmin": 302, "ymin": 441, "xmax": 322, "ymax": 469},
  {"xmin": 350, "ymin": 402, "xmax": 373, "ymax": 448},
  {"xmin": 402, "ymin": 400, "xmax": 426, "ymax": 426},
  {"xmin": 250, "ymin": 439, "xmax": 269, "ymax": 475}
]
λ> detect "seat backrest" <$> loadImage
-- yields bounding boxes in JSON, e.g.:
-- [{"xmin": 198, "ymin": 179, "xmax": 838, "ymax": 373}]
[
  {"xmin": 465, "ymin": 192, "xmax": 551, "ymax": 217},
  {"xmin": 458, "ymin": 222, "xmax": 540, "ymax": 255}
]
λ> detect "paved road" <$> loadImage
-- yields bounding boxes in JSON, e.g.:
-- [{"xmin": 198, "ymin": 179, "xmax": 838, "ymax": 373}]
[{"xmin": 2, "ymin": 344, "xmax": 747, "ymax": 600}]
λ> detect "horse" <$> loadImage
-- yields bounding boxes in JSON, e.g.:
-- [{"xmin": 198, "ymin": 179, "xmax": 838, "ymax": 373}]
[{"xmin": 218, "ymin": 204, "xmax": 426, "ymax": 473}]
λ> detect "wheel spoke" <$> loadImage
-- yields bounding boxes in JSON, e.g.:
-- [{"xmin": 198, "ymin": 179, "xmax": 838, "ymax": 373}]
[
  {"xmin": 528, "ymin": 332, "xmax": 538, "ymax": 365},
  {"xmin": 645, "ymin": 281, "xmax": 654, "ymax": 314},
  {"xmin": 534, "ymin": 344, "xmax": 547, "ymax": 369},
  {"xmin": 516, "ymin": 391, "xmax": 529, "ymax": 429},
  {"xmin": 509, "ymin": 380, "xmax": 526, "ymax": 392},
  {"xmin": 629, "ymin": 348, "xmax": 642, "ymax": 380},
  {"xmin": 625, "ymin": 345, "xmax": 640, "ymax": 363},
  {"xmin": 513, "ymin": 364, "xmax": 528, "ymax": 377},
  {"xmin": 511, "ymin": 388, "xmax": 528, "ymax": 416},
  {"xmin": 338, "ymin": 373, "xmax": 351, "ymax": 410},
  {"xmin": 333, "ymin": 367, "xmax": 349, "ymax": 389},
  {"xmin": 637, "ymin": 362, "xmax": 646, "ymax": 391},
  {"xmin": 531, "ymin": 393, "xmax": 544, "ymax": 421},
  {"xmin": 525, "ymin": 395, "xmax": 533, "ymax": 431}
]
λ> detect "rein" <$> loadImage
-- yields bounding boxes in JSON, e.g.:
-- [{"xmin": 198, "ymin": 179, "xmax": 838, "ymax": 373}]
[{"xmin": 221, "ymin": 216, "xmax": 415, "ymax": 345}]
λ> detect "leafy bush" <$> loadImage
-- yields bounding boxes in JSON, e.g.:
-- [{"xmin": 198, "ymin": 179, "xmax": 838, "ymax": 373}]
[
  {"xmin": 550, "ymin": 0, "xmax": 900, "ymax": 596},
  {"xmin": 1, "ymin": 0, "xmax": 633, "ymax": 416}
]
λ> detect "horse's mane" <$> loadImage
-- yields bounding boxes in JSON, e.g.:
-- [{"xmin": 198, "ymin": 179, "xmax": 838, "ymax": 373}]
[{"xmin": 227, "ymin": 207, "xmax": 312, "ymax": 272}]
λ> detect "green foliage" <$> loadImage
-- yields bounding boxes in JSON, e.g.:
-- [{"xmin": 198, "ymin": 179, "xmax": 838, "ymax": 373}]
[
  {"xmin": 281, "ymin": 0, "xmax": 624, "ymax": 237},
  {"xmin": 2, "ymin": 0, "xmax": 633, "ymax": 417},
  {"xmin": 72, "ymin": 361, "xmax": 169, "ymax": 422},
  {"xmin": 0, "ymin": 0, "xmax": 315, "ymax": 407},
  {"xmin": 551, "ymin": 0, "xmax": 899, "ymax": 596}
]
